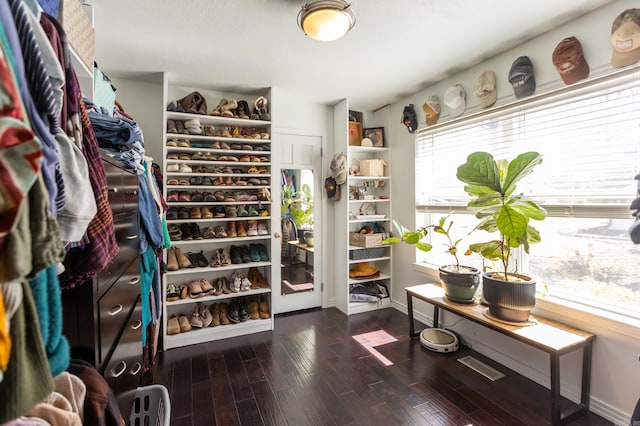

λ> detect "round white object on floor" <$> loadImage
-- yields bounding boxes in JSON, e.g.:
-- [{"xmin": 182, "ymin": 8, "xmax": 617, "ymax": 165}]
[{"xmin": 419, "ymin": 328, "xmax": 459, "ymax": 353}]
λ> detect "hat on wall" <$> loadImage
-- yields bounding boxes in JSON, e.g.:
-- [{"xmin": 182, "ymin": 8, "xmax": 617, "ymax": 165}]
[
  {"xmin": 422, "ymin": 95, "xmax": 441, "ymax": 126},
  {"xmin": 508, "ymin": 56, "xmax": 536, "ymax": 98},
  {"xmin": 474, "ymin": 70, "xmax": 497, "ymax": 108},
  {"xmin": 349, "ymin": 262, "xmax": 380, "ymax": 278},
  {"xmin": 325, "ymin": 176, "xmax": 340, "ymax": 201},
  {"xmin": 330, "ymin": 152, "xmax": 347, "ymax": 185},
  {"xmin": 610, "ymin": 9, "xmax": 640, "ymax": 68},
  {"xmin": 443, "ymin": 84, "xmax": 466, "ymax": 118},
  {"xmin": 552, "ymin": 36, "xmax": 589, "ymax": 85},
  {"xmin": 401, "ymin": 104, "xmax": 418, "ymax": 133}
]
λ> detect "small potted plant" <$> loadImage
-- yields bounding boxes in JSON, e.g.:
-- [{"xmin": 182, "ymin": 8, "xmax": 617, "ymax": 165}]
[
  {"xmin": 383, "ymin": 216, "xmax": 481, "ymax": 303},
  {"xmin": 456, "ymin": 151, "xmax": 547, "ymax": 322},
  {"xmin": 282, "ymin": 183, "xmax": 314, "ymax": 242}
]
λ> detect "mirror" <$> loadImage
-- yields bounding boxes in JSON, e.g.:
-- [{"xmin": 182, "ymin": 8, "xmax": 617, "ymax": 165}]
[{"xmin": 281, "ymin": 168, "xmax": 315, "ymax": 295}]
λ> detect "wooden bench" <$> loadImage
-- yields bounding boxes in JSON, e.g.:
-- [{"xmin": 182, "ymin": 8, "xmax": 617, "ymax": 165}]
[{"xmin": 406, "ymin": 283, "xmax": 595, "ymax": 426}]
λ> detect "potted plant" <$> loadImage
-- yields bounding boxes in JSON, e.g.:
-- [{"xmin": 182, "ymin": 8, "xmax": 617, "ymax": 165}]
[
  {"xmin": 383, "ymin": 216, "xmax": 481, "ymax": 303},
  {"xmin": 456, "ymin": 151, "xmax": 546, "ymax": 322},
  {"xmin": 281, "ymin": 183, "xmax": 314, "ymax": 242}
]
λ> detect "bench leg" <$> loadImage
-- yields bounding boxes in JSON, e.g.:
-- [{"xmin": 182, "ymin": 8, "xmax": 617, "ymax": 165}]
[
  {"xmin": 407, "ymin": 292, "xmax": 416, "ymax": 339},
  {"xmin": 550, "ymin": 353, "xmax": 561, "ymax": 425}
]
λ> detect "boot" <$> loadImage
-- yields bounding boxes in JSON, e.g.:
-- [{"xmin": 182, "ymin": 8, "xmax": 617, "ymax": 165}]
[
  {"xmin": 227, "ymin": 221, "xmax": 237, "ymax": 238},
  {"xmin": 237, "ymin": 221, "xmax": 247, "ymax": 237},
  {"xmin": 258, "ymin": 295, "xmax": 270, "ymax": 319},
  {"xmin": 175, "ymin": 247, "xmax": 192, "ymax": 269},
  {"xmin": 166, "ymin": 247, "xmax": 179, "ymax": 271}
]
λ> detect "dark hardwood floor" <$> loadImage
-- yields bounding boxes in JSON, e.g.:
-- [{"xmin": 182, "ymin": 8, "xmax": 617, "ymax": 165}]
[{"xmin": 150, "ymin": 307, "xmax": 612, "ymax": 426}]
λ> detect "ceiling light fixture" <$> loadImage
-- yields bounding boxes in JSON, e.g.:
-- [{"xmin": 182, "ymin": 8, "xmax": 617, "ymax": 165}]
[{"xmin": 298, "ymin": 0, "xmax": 356, "ymax": 42}]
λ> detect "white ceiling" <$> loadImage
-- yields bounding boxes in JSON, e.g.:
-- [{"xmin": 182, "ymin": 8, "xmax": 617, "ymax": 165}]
[{"xmin": 92, "ymin": 0, "xmax": 615, "ymax": 111}]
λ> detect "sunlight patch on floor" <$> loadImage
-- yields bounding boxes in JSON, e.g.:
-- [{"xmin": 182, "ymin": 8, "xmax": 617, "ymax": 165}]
[{"xmin": 352, "ymin": 330, "xmax": 397, "ymax": 366}]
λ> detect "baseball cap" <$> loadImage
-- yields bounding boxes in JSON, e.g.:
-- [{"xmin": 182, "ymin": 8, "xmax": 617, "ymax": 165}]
[
  {"xmin": 552, "ymin": 36, "xmax": 589, "ymax": 85},
  {"xmin": 401, "ymin": 104, "xmax": 418, "ymax": 133},
  {"xmin": 610, "ymin": 9, "xmax": 640, "ymax": 68},
  {"xmin": 330, "ymin": 152, "xmax": 347, "ymax": 185},
  {"xmin": 422, "ymin": 95, "xmax": 441, "ymax": 126},
  {"xmin": 325, "ymin": 176, "xmax": 340, "ymax": 201},
  {"xmin": 474, "ymin": 70, "xmax": 497, "ymax": 108},
  {"xmin": 443, "ymin": 84, "xmax": 466, "ymax": 118},
  {"xmin": 508, "ymin": 56, "xmax": 536, "ymax": 98}
]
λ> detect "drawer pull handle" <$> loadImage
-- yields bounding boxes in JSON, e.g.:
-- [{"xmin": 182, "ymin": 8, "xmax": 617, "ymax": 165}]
[
  {"xmin": 108, "ymin": 187, "xmax": 118, "ymax": 193},
  {"xmin": 130, "ymin": 362, "xmax": 142, "ymax": 376},
  {"xmin": 111, "ymin": 361, "xmax": 126, "ymax": 378},
  {"xmin": 125, "ymin": 234, "xmax": 138, "ymax": 240},
  {"xmin": 127, "ymin": 190, "xmax": 138, "ymax": 196},
  {"xmin": 131, "ymin": 320, "xmax": 142, "ymax": 330},
  {"xmin": 129, "ymin": 277, "xmax": 140, "ymax": 285},
  {"xmin": 109, "ymin": 304, "xmax": 123, "ymax": 316}
]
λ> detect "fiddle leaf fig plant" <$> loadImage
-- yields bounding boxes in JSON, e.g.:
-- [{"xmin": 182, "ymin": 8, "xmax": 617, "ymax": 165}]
[{"xmin": 456, "ymin": 151, "xmax": 547, "ymax": 281}]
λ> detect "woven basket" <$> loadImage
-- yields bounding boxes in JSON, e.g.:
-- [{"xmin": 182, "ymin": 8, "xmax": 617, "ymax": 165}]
[
  {"xmin": 59, "ymin": 0, "xmax": 94, "ymax": 70},
  {"xmin": 359, "ymin": 158, "xmax": 387, "ymax": 177}
]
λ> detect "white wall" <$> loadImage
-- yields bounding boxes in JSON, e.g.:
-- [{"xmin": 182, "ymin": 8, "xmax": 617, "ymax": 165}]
[{"xmin": 387, "ymin": 0, "xmax": 639, "ymax": 423}]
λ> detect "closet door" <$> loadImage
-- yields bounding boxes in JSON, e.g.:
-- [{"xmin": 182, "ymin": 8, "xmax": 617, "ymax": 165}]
[{"xmin": 272, "ymin": 131, "xmax": 323, "ymax": 314}]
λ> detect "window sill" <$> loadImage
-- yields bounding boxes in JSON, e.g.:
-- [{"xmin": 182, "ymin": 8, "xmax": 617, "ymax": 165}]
[{"xmin": 412, "ymin": 262, "xmax": 640, "ymax": 340}]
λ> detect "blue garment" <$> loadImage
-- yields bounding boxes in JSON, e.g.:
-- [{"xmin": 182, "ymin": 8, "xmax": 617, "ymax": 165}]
[
  {"xmin": 138, "ymin": 163, "xmax": 164, "ymax": 250},
  {"xmin": 139, "ymin": 247, "xmax": 157, "ymax": 347},
  {"xmin": 88, "ymin": 109, "xmax": 144, "ymax": 147},
  {"xmin": 0, "ymin": 0, "xmax": 63, "ymax": 216},
  {"xmin": 28, "ymin": 265, "xmax": 70, "ymax": 376}
]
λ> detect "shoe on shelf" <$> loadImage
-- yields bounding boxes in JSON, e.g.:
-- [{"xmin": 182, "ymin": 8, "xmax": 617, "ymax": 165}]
[
  {"xmin": 238, "ymin": 297, "xmax": 250, "ymax": 322},
  {"xmin": 220, "ymin": 276, "xmax": 232, "ymax": 294},
  {"xmin": 258, "ymin": 295, "xmax": 270, "ymax": 319},
  {"xmin": 198, "ymin": 302, "xmax": 213, "ymax": 327},
  {"xmin": 219, "ymin": 248, "xmax": 232, "ymax": 266},
  {"xmin": 190, "ymin": 310, "xmax": 204, "ymax": 328},
  {"xmin": 213, "ymin": 278, "xmax": 223, "ymax": 296},
  {"xmin": 241, "ymin": 276, "xmax": 252, "ymax": 292},
  {"xmin": 230, "ymin": 271, "xmax": 242, "ymax": 293},
  {"xmin": 257, "ymin": 220, "xmax": 269, "ymax": 235},
  {"xmin": 180, "ymin": 223, "xmax": 193, "ymax": 240},
  {"xmin": 166, "ymin": 247, "xmax": 179, "ymax": 271},
  {"xmin": 167, "ymin": 315, "xmax": 180, "ymax": 335},
  {"xmin": 247, "ymin": 296, "xmax": 259, "ymax": 320},
  {"xmin": 229, "ymin": 246, "xmax": 242, "ymax": 265},
  {"xmin": 257, "ymin": 243, "xmax": 270, "ymax": 262},
  {"xmin": 175, "ymin": 247, "xmax": 192, "ymax": 269},
  {"xmin": 190, "ymin": 223, "xmax": 204, "ymax": 240},
  {"xmin": 248, "ymin": 244, "xmax": 261, "ymax": 262},
  {"xmin": 209, "ymin": 249, "xmax": 222, "ymax": 267},
  {"xmin": 237, "ymin": 221, "xmax": 247, "ymax": 237},
  {"xmin": 178, "ymin": 314, "xmax": 192, "ymax": 332},
  {"xmin": 226, "ymin": 299, "xmax": 240, "ymax": 323},
  {"xmin": 210, "ymin": 303, "xmax": 221, "ymax": 327},
  {"xmin": 219, "ymin": 302, "xmax": 231, "ymax": 325},
  {"xmin": 179, "ymin": 284, "xmax": 188, "ymax": 299},
  {"xmin": 199, "ymin": 278, "xmax": 215, "ymax": 295},
  {"xmin": 247, "ymin": 220, "xmax": 258, "ymax": 236},
  {"xmin": 248, "ymin": 267, "xmax": 269, "ymax": 288},
  {"xmin": 166, "ymin": 284, "xmax": 179, "ymax": 301},
  {"xmin": 227, "ymin": 221, "xmax": 237, "ymax": 238},
  {"xmin": 188, "ymin": 280, "xmax": 203, "ymax": 298}
]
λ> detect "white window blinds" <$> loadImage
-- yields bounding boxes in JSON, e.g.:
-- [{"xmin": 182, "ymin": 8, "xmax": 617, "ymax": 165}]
[{"xmin": 415, "ymin": 70, "xmax": 640, "ymax": 219}]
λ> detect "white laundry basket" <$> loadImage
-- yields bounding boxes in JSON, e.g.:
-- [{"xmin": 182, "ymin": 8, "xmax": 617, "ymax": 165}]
[{"xmin": 129, "ymin": 384, "xmax": 171, "ymax": 426}]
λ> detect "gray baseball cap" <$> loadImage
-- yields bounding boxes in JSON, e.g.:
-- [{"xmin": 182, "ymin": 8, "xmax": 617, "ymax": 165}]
[{"xmin": 509, "ymin": 56, "xmax": 536, "ymax": 98}]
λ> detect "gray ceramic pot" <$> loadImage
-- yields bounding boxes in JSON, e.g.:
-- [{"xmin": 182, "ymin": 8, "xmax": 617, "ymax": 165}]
[
  {"xmin": 438, "ymin": 265, "xmax": 481, "ymax": 303},
  {"xmin": 482, "ymin": 272, "xmax": 536, "ymax": 322}
]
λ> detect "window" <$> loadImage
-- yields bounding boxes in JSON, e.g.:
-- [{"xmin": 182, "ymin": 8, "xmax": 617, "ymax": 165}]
[{"xmin": 415, "ymin": 69, "xmax": 640, "ymax": 320}]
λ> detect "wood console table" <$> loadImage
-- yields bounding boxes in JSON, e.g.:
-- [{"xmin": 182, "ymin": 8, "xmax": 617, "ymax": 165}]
[{"xmin": 406, "ymin": 283, "xmax": 595, "ymax": 426}]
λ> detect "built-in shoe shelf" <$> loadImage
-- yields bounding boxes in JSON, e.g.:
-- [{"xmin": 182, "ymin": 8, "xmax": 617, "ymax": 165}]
[{"xmin": 161, "ymin": 83, "xmax": 275, "ymax": 349}]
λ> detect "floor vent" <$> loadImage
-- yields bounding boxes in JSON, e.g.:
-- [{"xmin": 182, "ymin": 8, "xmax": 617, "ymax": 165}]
[{"xmin": 457, "ymin": 356, "xmax": 505, "ymax": 381}]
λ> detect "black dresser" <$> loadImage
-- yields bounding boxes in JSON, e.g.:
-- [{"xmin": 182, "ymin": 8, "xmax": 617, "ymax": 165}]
[{"xmin": 62, "ymin": 155, "xmax": 142, "ymax": 419}]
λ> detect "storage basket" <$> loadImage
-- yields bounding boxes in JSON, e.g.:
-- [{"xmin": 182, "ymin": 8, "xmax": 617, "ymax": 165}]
[
  {"xmin": 129, "ymin": 385, "xmax": 171, "ymax": 426},
  {"xmin": 349, "ymin": 247, "xmax": 386, "ymax": 260},
  {"xmin": 349, "ymin": 232, "xmax": 388, "ymax": 248},
  {"xmin": 59, "ymin": 0, "xmax": 95, "ymax": 70},
  {"xmin": 359, "ymin": 159, "xmax": 387, "ymax": 177}
]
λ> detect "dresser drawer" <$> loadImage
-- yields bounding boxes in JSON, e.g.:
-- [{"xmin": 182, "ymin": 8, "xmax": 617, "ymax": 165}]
[
  {"xmin": 97, "ymin": 216, "xmax": 140, "ymax": 296},
  {"xmin": 104, "ymin": 160, "xmax": 124, "ymax": 213},
  {"xmin": 102, "ymin": 299, "xmax": 142, "ymax": 420},
  {"xmin": 98, "ymin": 260, "xmax": 140, "ymax": 364},
  {"xmin": 121, "ymin": 171, "xmax": 139, "ymax": 216}
]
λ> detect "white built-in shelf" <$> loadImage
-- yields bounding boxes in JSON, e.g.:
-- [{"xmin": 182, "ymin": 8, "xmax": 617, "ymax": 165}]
[{"xmin": 167, "ymin": 111, "xmax": 271, "ymax": 128}]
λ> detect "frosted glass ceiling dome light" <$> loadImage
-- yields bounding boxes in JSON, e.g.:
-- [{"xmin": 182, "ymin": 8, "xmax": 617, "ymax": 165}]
[{"xmin": 298, "ymin": 0, "xmax": 356, "ymax": 42}]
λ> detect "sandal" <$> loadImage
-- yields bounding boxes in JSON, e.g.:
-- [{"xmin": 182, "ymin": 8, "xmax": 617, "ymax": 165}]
[
  {"xmin": 167, "ymin": 178, "xmax": 179, "ymax": 185},
  {"xmin": 237, "ymin": 205, "xmax": 248, "ymax": 217},
  {"xmin": 166, "ymin": 139, "xmax": 178, "ymax": 147}
]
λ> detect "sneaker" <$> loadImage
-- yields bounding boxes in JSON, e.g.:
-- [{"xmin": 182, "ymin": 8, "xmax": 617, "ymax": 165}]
[
  {"xmin": 248, "ymin": 244, "xmax": 261, "ymax": 262},
  {"xmin": 247, "ymin": 220, "xmax": 258, "ymax": 236},
  {"xmin": 166, "ymin": 284, "xmax": 179, "ymax": 302},
  {"xmin": 190, "ymin": 311, "xmax": 204, "ymax": 328},
  {"xmin": 231, "ymin": 271, "xmax": 242, "ymax": 292},
  {"xmin": 257, "ymin": 220, "xmax": 268, "ymax": 235},
  {"xmin": 241, "ymin": 277, "xmax": 252, "ymax": 292}
]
